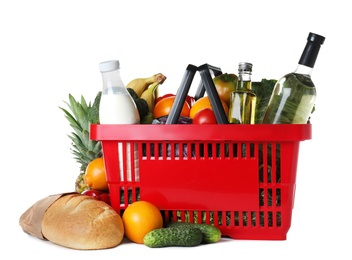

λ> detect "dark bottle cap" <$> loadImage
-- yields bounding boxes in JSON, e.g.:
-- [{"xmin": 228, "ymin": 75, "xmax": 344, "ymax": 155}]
[
  {"xmin": 298, "ymin": 32, "xmax": 325, "ymax": 68},
  {"xmin": 307, "ymin": 32, "xmax": 325, "ymax": 45}
]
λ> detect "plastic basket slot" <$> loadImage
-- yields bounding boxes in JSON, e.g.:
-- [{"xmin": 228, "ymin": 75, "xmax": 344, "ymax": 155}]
[
  {"xmin": 102, "ymin": 141, "xmax": 141, "ymax": 210},
  {"xmin": 102, "ymin": 141, "xmax": 140, "ymax": 183},
  {"xmin": 163, "ymin": 209, "xmax": 283, "ymax": 228},
  {"xmin": 141, "ymin": 142, "xmax": 256, "ymax": 160},
  {"xmin": 117, "ymin": 186, "xmax": 140, "ymax": 209}
]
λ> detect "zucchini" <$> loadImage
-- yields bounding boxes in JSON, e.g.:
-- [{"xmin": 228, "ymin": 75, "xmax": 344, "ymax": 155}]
[
  {"xmin": 143, "ymin": 227, "xmax": 203, "ymax": 248},
  {"xmin": 167, "ymin": 222, "xmax": 221, "ymax": 244}
]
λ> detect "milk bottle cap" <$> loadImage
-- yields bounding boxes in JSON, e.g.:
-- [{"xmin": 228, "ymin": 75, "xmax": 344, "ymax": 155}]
[{"xmin": 99, "ymin": 60, "xmax": 120, "ymax": 72}]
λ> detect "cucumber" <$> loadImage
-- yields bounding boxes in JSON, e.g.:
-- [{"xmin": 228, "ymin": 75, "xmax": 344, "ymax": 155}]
[
  {"xmin": 167, "ymin": 222, "xmax": 221, "ymax": 244},
  {"xmin": 143, "ymin": 227, "xmax": 203, "ymax": 248}
]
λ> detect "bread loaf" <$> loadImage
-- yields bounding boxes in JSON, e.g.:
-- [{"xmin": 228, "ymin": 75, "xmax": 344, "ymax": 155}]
[{"xmin": 41, "ymin": 193, "xmax": 124, "ymax": 250}]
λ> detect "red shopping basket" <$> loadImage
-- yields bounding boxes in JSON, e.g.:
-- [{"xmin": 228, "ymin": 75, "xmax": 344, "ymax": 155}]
[
  {"xmin": 90, "ymin": 64, "xmax": 312, "ymax": 240},
  {"xmin": 90, "ymin": 123, "xmax": 311, "ymax": 240}
]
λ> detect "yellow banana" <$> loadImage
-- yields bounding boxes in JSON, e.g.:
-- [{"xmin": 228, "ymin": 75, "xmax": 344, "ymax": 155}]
[
  {"xmin": 126, "ymin": 73, "xmax": 166, "ymax": 98},
  {"xmin": 140, "ymin": 82, "xmax": 160, "ymax": 114}
]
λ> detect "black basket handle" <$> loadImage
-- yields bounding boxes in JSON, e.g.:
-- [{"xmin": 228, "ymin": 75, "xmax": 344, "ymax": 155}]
[
  {"xmin": 194, "ymin": 64, "xmax": 223, "ymax": 100},
  {"xmin": 166, "ymin": 64, "xmax": 229, "ymax": 124}
]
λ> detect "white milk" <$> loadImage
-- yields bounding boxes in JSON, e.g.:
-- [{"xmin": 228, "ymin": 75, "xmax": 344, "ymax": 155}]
[
  {"xmin": 99, "ymin": 93, "xmax": 140, "ymax": 182},
  {"xmin": 99, "ymin": 93, "xmax": 140, "ymax": 124}
]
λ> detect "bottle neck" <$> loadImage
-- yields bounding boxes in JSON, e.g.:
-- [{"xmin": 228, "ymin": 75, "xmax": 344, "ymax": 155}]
[
  {"xmin": 295, "ymin": 40, "xmax": 322, "ymax": 77},
  {"xmin": 298, "ymin": 40, "xmax": 322, "ymax": 68},
  {"xmin": 101, "ymin": 69, "xmax": 125, "ymax": 92},
  {"xmin": 294, "ymin": 64, "xmax": 313, "ymax": 77},
  {"xmin": 237, "ymin": 72, "xmax": 252, "ymax": 90}
]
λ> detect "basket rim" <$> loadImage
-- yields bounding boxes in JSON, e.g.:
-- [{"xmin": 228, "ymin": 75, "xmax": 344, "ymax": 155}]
[{"xmin": 90, "ymin": 124, "xmax": 312, "ymax": 142}]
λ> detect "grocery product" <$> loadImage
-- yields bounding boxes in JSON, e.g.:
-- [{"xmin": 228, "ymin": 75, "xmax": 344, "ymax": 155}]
[
  {"xmin": 19, "ymin": 193, "xmax": 124, "ymax": 250},
  {"xmin": 59, "ymin": 92, "xmax": 102, "ymax": 193},
  {"xmin": 126, "ymin": 73, "xmax": 166, "ymax": 97},
  {"xmin": 167, "ymin": 222, "xmax": 221, "ymax": 244},
  {"xmin": 144, "ymin": 227, "xmax": 203, "ymax": 248},
  {"xmin": 228, "ymin": 62, "xmax": 257, "ymax": 124},
  {"xmin": 262, "ymin": 32, "xmax": 325, "ymax": 124},
  {"xmin": 99, "ymin": 60, "xmax": 140, "ymax": 182}
]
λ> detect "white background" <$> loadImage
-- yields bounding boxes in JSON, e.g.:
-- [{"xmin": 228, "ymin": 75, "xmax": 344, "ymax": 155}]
[{"xmin": 1, "ymin": 0, "xmax": 351, "ymax": 259}]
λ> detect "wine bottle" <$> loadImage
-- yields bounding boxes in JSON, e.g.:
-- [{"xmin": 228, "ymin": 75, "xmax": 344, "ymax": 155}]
[{"xmin": 262, "ymin": 32, "xmax": 325, "ymax": 124}]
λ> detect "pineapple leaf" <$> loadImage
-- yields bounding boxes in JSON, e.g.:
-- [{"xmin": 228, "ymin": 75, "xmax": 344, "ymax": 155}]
[
  {"xmin": 92, "ymin": 141, "xmax": 102, "ymax": 154},
  {"xmin": 80, "ymin": 95, "xmax": 89, "ymax": 113},
  {"xmin": 68, "ymin": 132, "xmax": 86, "ymax": 150},
  {"xmin": 74, "ymin": 105, "xmax": 89, "ymax": 132},
  {"xmin": 60, "ymin": 107, "xmax": 83, "ymax": 132},
  {"xmin": 67, "ymin": 94, "xmax": 89, "ymax": 132},
  {"xmin": 60, "ymin": 92, "xmax": 103, "ymax": 174},
  {"xmin": 80, "ymin": 129, "xmax": 91, "ymax": 151},
  {"xmin": 89, "ymin": 91, "xmax": 101, "ymax": 124}
]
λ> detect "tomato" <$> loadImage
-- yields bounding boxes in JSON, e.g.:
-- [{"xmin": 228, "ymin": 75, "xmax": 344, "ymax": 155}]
[
  {"xmin": 156, "ymin": 93, "xmax": 195, "ymax": 108},
  {"xmin": 155, "ymin": 93, "xmax": 174, "ymax": 104},
  {"xmin": 153, "ymin": 95, "xmax": 190, "ymax": 119},
  {"xmin": 192, "ymin": 108, "xmax": 217, "ymax": 124},
  {"xmin": 213, "ymin": 73, "xmax": 238, "ymax": 106},
  {"xmin": 82, "ymin": 189, "xmax": 111, "ymax": 205},
  {"xmin": 185, "ymin": 95, "xmax": 195, "ymax": 107}
]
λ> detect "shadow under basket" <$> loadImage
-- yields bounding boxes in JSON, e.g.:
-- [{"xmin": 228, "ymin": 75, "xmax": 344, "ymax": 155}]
[{"xmin": 90, "ymin": 123, "xmax": 311, "ymax": 240}]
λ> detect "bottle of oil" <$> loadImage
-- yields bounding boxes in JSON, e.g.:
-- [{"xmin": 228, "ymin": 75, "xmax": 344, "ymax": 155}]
[
  {"xmin": 228, "ymin": 62, "xmax": 257, "ymax": 124},
  {"xmin": 262, "ymin": 32, "xmax": 325, "ymax": 124}
]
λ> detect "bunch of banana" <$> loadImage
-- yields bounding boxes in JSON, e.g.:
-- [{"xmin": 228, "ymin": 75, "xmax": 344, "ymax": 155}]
[
  {"xmin": 140, "ymin": 81, "xmax": 161, "ymax": 114},
  {"xmin": 126, "ymin": 73, "xmax": 167, "ymax": 98}
]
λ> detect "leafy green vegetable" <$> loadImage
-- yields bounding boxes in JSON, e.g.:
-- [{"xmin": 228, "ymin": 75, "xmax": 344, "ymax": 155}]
[{"xmin": 252, "ymin": 79, "xmax": 277, "ymax": 124}]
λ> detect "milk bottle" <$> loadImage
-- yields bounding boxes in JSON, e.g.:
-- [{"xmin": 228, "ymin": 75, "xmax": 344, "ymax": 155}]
[{"xmin": 99, "ymin": 60, "xmax": 140, "ymax": 182}]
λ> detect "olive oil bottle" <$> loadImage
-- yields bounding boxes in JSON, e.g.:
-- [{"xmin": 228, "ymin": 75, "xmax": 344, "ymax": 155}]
[
  {"xmin": 228, "ymin": 62, "xmax": 257, "ymax": 124},
  {"xmin": 262, "ymin": 32, "xmax": 325, "ymax": 124}
]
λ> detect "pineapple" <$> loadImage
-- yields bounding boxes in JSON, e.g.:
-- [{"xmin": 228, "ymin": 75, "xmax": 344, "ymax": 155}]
[{"xmin": 60, "ymin": 91, "xmax": 102, "ymax": 193}]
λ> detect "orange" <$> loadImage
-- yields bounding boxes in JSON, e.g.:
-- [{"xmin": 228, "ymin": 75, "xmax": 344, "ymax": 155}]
[
  {"xmin": 84, "ymin": 157, "xmax": 109, "ymax": 191},
  {"xmin": 189, "ymin": 96, "xmax": 229, "ymax": 119},
  {"xmin": 122, "ymin": 201, "xmax": 163, "ymax": 244},
  {"xmin": 153, "ymin": 95, "xmax": 190, "ymax": 119}
]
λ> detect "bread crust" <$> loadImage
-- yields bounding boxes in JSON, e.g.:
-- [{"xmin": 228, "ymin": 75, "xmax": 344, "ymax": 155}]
[{"xmin": 41, "ymin": 193, "xmax": 124, "ymax": 250}]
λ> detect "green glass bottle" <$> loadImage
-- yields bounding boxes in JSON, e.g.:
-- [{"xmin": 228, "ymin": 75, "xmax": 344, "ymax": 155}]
[
  {"xmin": 262, "ymin": 32, "xmax": 325, "ymax": 124},
  {"xmin": 228, "ymin": 62, "xmax": 257, "ymax": 124}
]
